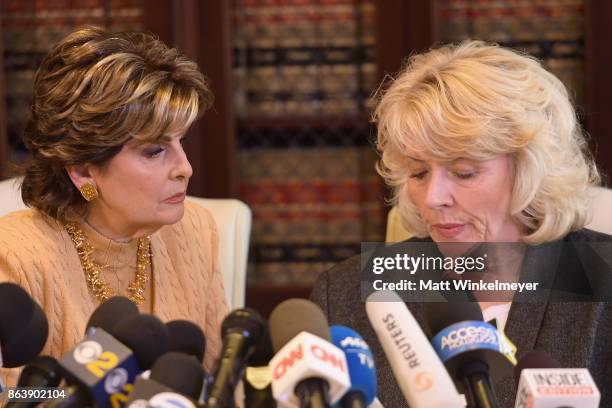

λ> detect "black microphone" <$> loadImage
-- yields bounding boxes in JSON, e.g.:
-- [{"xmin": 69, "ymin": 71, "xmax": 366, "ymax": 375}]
[
  {"xmin": 166, "ymin": 319, "xmax": 206, "ymax": 363},
  {"xmin": 126, "ymin": 352, "xmax": 205, "ymax": 407},
  {"xmin": 112, "ymin": 314, "xmax": 170, "ymax": 371},
  {"xmin": 0, "ymin": 282, "xmax": 49, "ymax": 369},
  {"xmin": 56, "ymin": 313, "xmax": 169, "ymax": 408},
  {"xmin": 425, "ymin": 302, "xmax": 513, "ymax": 408},
  {"xmin": 4, "ymin": 356, "xmax": 62, "ymax": 408},
  {"xmin": 243, "ymin": 321, "xmax": 276, "ymax": 408},
  {"xmin": 150, "ymin": 352, "xmax": 205, "ymax": 399},
  {"xmin": 85, "ymin": 296, "xmax": 139, "ymax": 334},
  {"xmin": 206, "ymin": 308, "xmax": 265, "ymax": 408}
]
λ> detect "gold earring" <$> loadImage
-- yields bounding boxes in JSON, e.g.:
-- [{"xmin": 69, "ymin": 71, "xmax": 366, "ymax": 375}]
[{"xmin": 79, "ymin": 182, "xmax": 98, "ymax": 202}]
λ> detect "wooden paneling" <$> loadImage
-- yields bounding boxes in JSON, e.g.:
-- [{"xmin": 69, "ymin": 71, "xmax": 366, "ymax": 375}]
[
  {"xmin": 585, "ymin": 0, "xmax": 612, "ymax": 182},
  {"xmin": 375, "ymin": 0, "xmax": 433, "ymax": 80},
  {"xmin": 0, "ymin": 22, "xmax": 7, "ymax": 178},
  {"xmin": 143, "ymin": 0, "xmax": 237, "ymax": 198},
  {"xmin": 194, "ymin": 1, "xmax": 237, "ymax": 199}
]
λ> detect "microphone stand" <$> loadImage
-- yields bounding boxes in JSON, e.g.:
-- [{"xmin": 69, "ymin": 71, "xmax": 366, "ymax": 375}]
[
  {"xmin": 295, "ymin": 378, "xmax": 330, "ymax": 408},
  {"xmin": 339, "ymin": 391, "xmax": 367, "ymax": 408},
  {"xmin": 460, "ymin": 361, "xmax": 498, "ymax": 408}
]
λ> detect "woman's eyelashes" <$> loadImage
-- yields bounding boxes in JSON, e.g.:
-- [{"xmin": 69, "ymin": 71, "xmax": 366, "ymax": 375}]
[
  {"xmin": 144, "ymin": 145, "xmax": 165, "ymax": 158},
  {"xmin": 408, "ymin": 169, "xmax": 477, "ymax": 180},
  {"xmin": 143, "ymin": 137, "xmax": 188, "ymax": 158},
  {"xmin": 409, "ymin": 171, "xmax": 427, "ymax": 180},
  {"xmin": 454, "ymin": 171, "xmax": 476, "ymax": 180}
]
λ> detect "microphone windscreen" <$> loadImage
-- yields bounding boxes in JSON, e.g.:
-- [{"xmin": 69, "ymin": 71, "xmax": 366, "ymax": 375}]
[
  {"xmin": 17, "ymin": 355, "xmax": 62, "ymax": 388},
  {"xmin": 2, "ymin": 300, "xmax": 49, "ymax": 367},
  {"xmin": 0, "ymin": 282, "xmax": 35, "ymax": 338},
  {"xmin": 85, "ymin": 296, "xmax": 139, "ymax": 334},
  {"xmin": 269, "ymin": 299, "xmax": 330, "ymax": 352},
  {"xmin": 514, "ymin": 350, "xmax": 561, "ymax": 387},
  {"xmin": 166, "ymin": 320, "xmax": 206, "ymax": 363},
  {"xmin": 150, "ymin": 352, "xmax": 205, "ymax": 399},
  {"xmin": 425, "ymin": 301, "xmax": 483, "ymax": 334},
  {"xmin": 221, "ymin": 308, "xmax": 265, "ymax": 340},
  {"xmin": 248, "ymin": 321, "xmax": 273, "ymax": 365},
  {"xmin": 113, "ymin": 314, "xmax": 169, "ymax": 370}
]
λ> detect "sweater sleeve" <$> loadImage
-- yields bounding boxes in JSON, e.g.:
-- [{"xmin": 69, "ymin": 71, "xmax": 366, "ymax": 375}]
[
  {"xmin": 0, "ymin": 235, "xmax": 34, "ymax": 294},
  {"xmin": 187, "ymin": 203, "xmax": 229, "ymax": 373},
  {"xmin": 0, "ymin": 235, "xmax": 37, "ymax": 388}
]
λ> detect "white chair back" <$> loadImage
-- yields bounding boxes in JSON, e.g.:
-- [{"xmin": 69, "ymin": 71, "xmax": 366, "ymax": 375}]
[
  {"xmin": 187, "ymin": 196, "xmax": 251, "ymax": 309},
  {"xmin": 0, "ymin": 177, "xmax": 251, "ymax": 309}
]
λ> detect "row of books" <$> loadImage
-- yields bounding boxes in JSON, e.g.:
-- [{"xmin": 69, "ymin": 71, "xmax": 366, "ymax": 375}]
[
  {"xmin": 434, "ymin": 0, "xmax": 586, "ymax": 106},
  {"xmin": 1, "ymin": 0, "xmax": 144, "ymax": 159},
  {"xmin": 233, "ymin": 0, "xmax": 377, "ymax": 118},
  {"xmin": 238, "ymin": 146, "xmax": 385, "ymax": 285},
  {"xmin": 233, "ymin": 1, "xmax": 382, "ymax": 284}
]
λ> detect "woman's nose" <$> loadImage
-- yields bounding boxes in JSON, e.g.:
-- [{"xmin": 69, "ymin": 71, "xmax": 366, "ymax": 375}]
[
  {"xmin": 424, "ymin": 170, "xmax": 454, "ymax": 209},
  {"xmin": 172, "ymin": 147, "xmax": 193, "ymax": 181}
]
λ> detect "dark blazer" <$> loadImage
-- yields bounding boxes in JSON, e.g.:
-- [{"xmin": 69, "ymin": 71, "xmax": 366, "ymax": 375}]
[{"xmin": 310, "ymin": 229, "xmax": 612, "ymax": 408}]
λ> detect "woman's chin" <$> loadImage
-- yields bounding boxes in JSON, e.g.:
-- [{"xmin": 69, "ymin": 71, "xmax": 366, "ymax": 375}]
[
  {"xmin": 431, "ymin": 228, "xmax": 470, "ymax": 243},
  {"xmin": 430, "ymin": 227, "xmax": 484, "ymax": 256},
  {"xmin": 156, "ymin": 204, "xmax": 185, "ymax": 226}
]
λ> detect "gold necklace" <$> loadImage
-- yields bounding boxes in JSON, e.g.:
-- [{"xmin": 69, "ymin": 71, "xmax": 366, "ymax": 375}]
[{"xmin": 65, "ymin": 223, "xmax": 151, "ymax": 305}]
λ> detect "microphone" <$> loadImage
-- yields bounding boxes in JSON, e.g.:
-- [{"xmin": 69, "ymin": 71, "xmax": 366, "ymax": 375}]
[
  {"xmin": 514, "ymin": 350, "xmax": 600, "ymax": 408},
  {"xmin": 365, "ymin": 291, "xmax": 465, "ymax": 407},
  {"xmin": 57, "ymin": 313, "xmax": 169, "ymax": 408},
  {"xmin": 206, "ymin": 308, "xmax": 265, "ymax": 408},
  {"xmin": 112, "ymin": 314, "xmax": 170, "ymax": 371},
  {"xmin": 329, "ymin": 325, "xmax": 377, "ymax": 408},
  {"xmin": 4, "ymin": 356, "xmax": 62, "ymax": 408},
  {"xmin": 0, "ymin": 282, "xmax": 49, "ymax": 369},
  {"xmin": 126, "ymin": 352, "xmax": 205, "ymax": 407},
  {"xmin": 85, "ymin": 296, "xmax": 139, "ymax": 334},
  {"xmin": 243, "ymin": 321, "xmax": 276, "ymax": 408},
  {"xmin": 268, "ymin": 299, "xmax": 350, "ymax": 408},
  {"xmin": 166, "ymin": 319, "xmax": 206, "ymax": 363},
  {"xmin": 425, "ymin": 301, "xmax": 515, "ymax": 408}
]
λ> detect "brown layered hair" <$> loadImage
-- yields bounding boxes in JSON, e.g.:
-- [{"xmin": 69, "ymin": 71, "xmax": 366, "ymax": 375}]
[{"xmin": 20, "ymin": 26, "xmax": 213, "ymax": 222}]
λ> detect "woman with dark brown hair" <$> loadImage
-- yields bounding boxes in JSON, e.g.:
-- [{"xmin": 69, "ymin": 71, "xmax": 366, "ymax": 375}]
[{"xmin": 0, "ymin": 26, "xmax": 227, "ymax": 385}]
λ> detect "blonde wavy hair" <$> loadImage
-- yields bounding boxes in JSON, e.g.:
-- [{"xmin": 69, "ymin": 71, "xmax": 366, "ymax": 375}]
[
  {"xmin": 374, "ymin": 40, "xmax": 600, "ymax": 244},
  {"xmin": 20, "ymin": 26, "xmax": 213, "ymax": 222}
]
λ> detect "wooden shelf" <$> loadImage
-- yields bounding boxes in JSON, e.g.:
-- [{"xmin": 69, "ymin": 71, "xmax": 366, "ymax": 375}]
[{"xmin": 237, "ymin": 113, "xmax": 371, "ymax": 132}]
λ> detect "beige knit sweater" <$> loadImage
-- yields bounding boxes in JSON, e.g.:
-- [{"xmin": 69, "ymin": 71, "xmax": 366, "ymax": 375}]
[{"xmin": 0, "ymin": 201, "xmax": 228, "ymax": 387}]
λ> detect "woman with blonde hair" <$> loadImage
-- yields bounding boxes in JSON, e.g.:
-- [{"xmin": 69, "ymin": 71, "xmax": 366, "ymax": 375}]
[
  {"xmin": 312, "ymin": 41, "xmax": 612, "ymax": 407},
  {"xmin": 0, "ymin": 26, "xmax": 227, "ymax": 385}
]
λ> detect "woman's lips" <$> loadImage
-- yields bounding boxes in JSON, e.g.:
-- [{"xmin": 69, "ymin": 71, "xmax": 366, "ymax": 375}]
[
  {"xmin": 164, "ymin": 192, "xmax": 186, "ymax": 203},
  {"xmin": 433, "ymin": 223, "xmax": 466, "ymax": 238}
]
